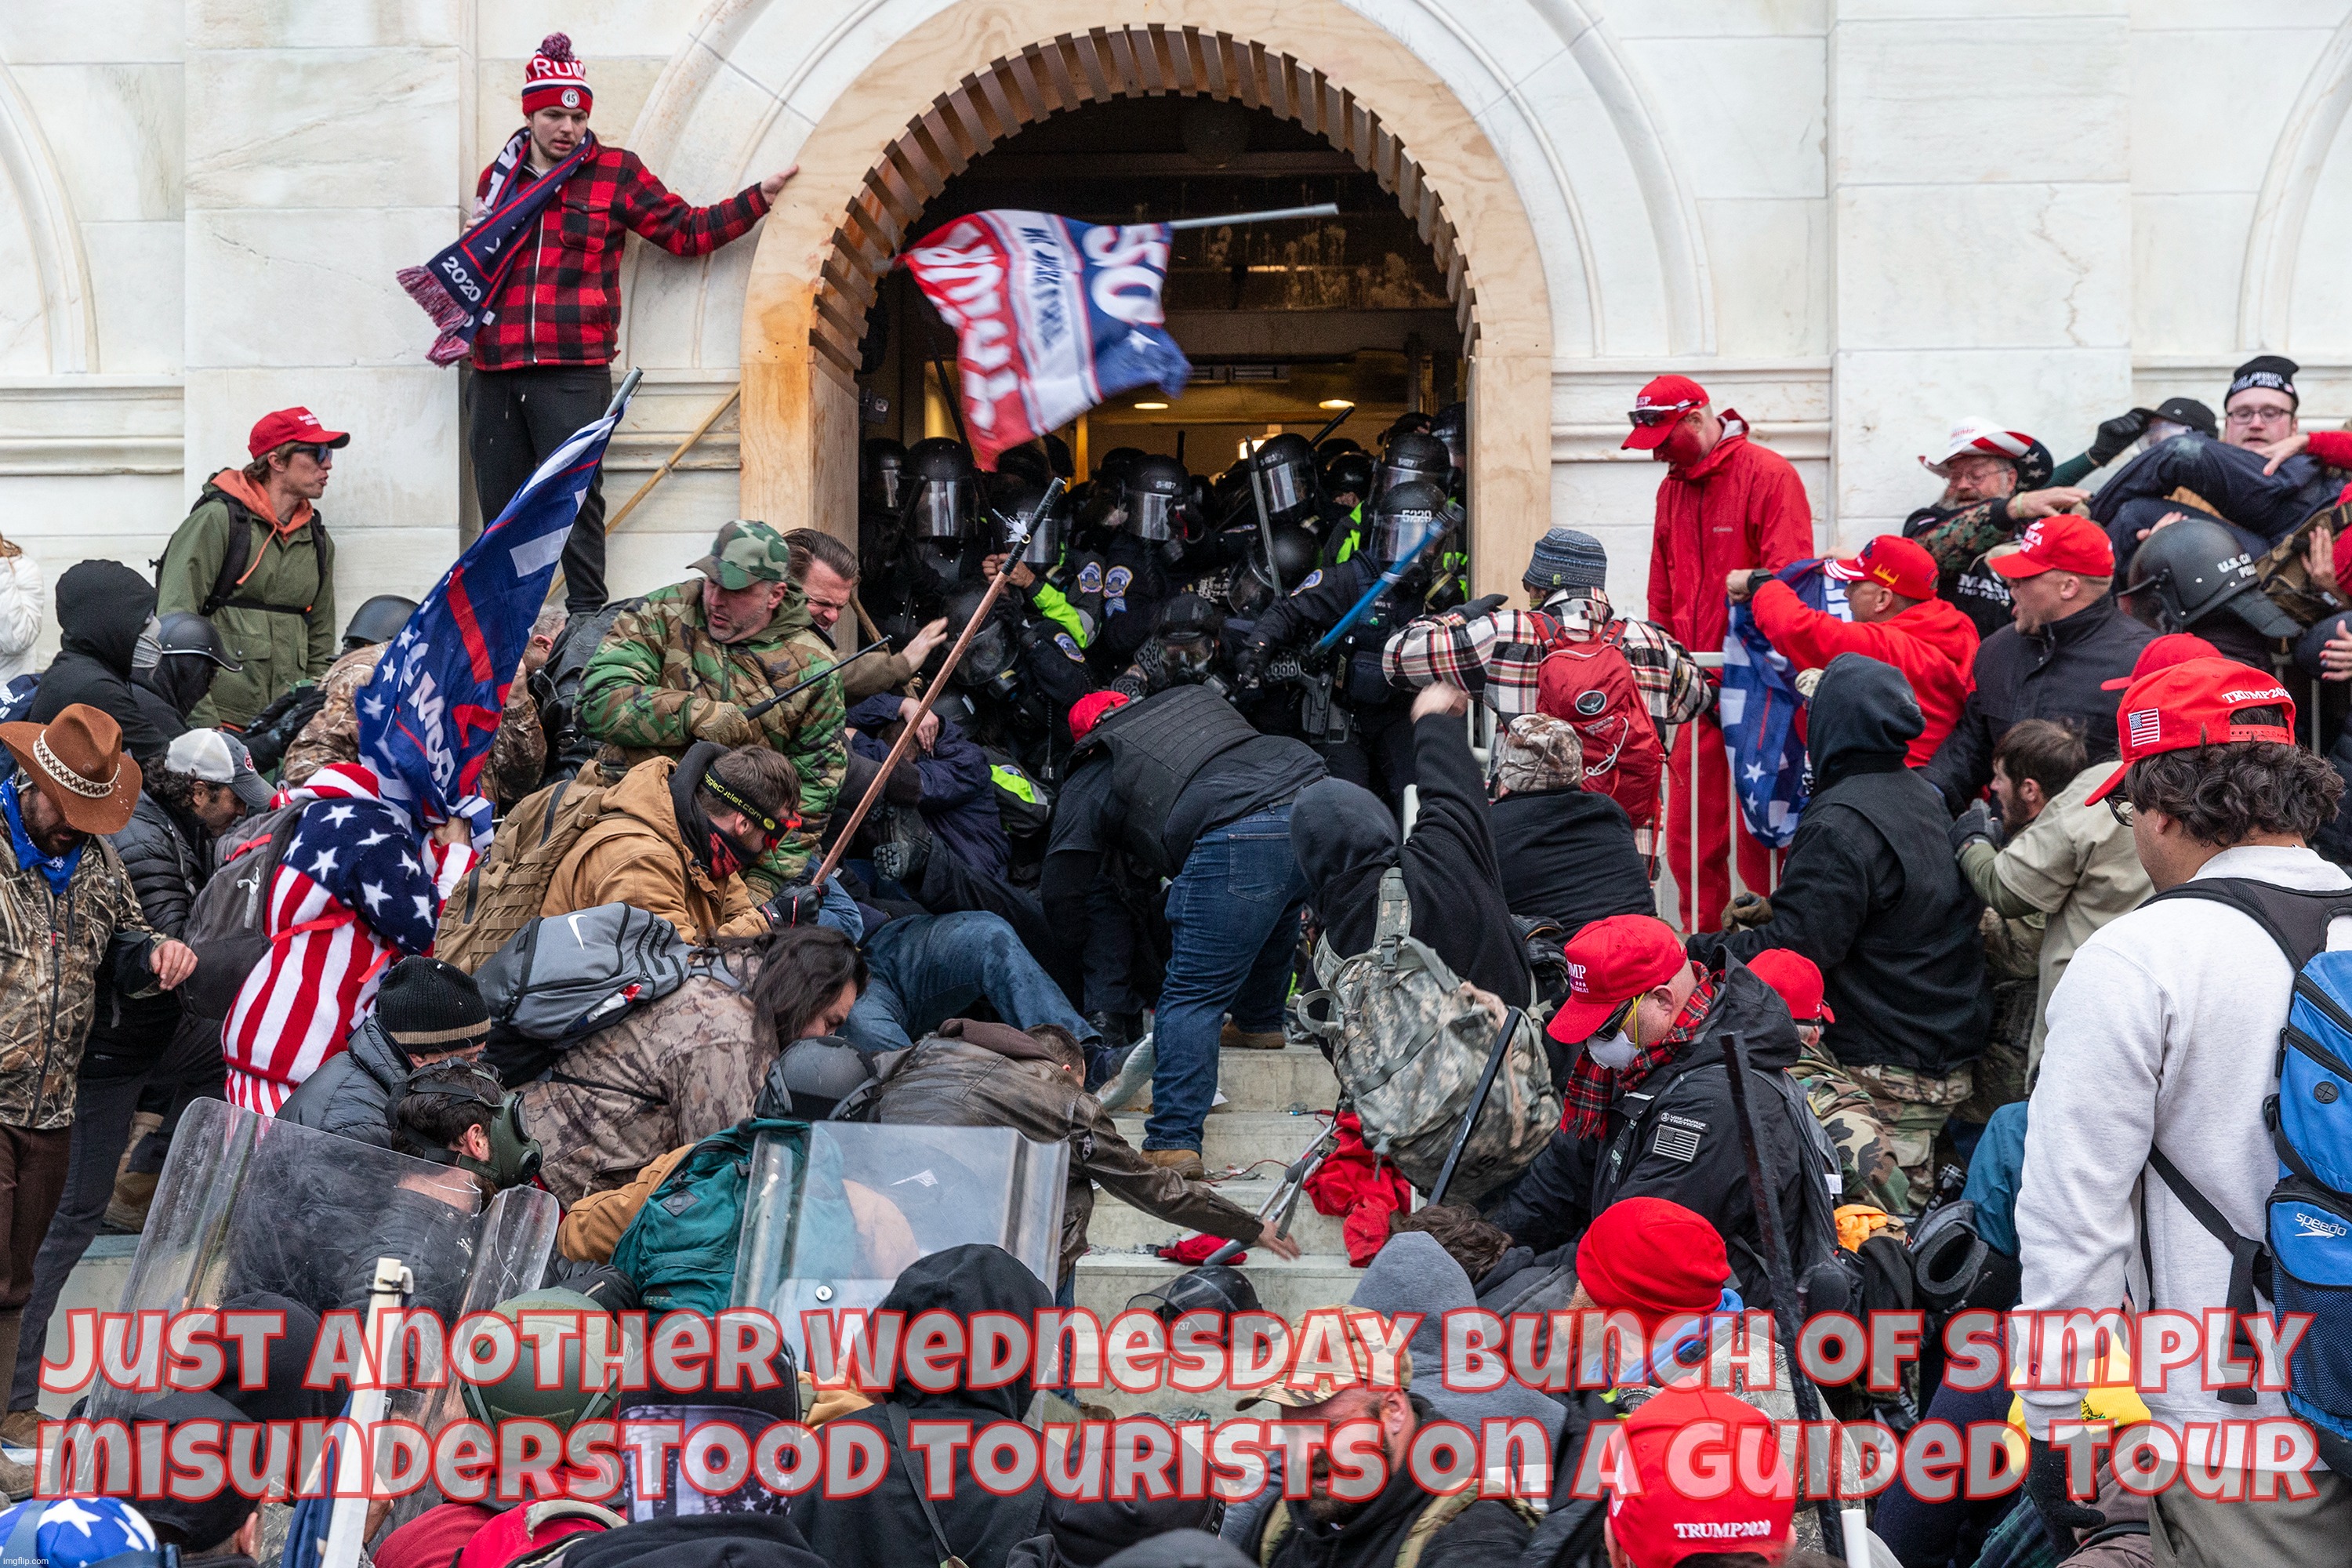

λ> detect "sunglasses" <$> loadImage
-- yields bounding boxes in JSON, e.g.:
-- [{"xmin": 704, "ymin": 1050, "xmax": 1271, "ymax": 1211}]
[
  {"xmin": 1597, "ymin": 993, "xmax": 1641, "ymax": 1040},
  {"xmin": 1626, "ymin": 402, "xmax": 1698, "ymax": 429},
  {"xmin": 296, "ymin": 443, "xmax": 337, "ymax": 464}
]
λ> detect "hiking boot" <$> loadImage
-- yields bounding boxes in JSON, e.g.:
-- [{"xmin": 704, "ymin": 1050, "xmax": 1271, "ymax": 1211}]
[
  {"xmin": 1220, "ymin": 1022, "xmax": 1286, "ymax": 1051},
  {"xmin": 1087, "ymin": 1010, "xmax": 1132, "ymax": 1054},
  {"xmin": 1142, "ymin": 1148, "xmax": 1207, "ymax": 1181},
  {"xmin": 107, "ymin": 1168, "xmax": 158, "ymax": 1234},
  {"xmin": 0, "ymin": 1450, "xmax": 32, "ymax": 1501},
  {"xmin": 0, "ymin": 1410, "xmax": 36, "ymax": 1450},
  {"xmin": 869, "ymin": 805, "xmax": 933, "ymax": 887}
]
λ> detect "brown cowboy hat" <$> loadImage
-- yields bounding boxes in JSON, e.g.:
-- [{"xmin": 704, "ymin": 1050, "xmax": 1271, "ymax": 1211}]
[{"xmin": 1, "ymin": 703, "xmax": 140, "ymax": 836}]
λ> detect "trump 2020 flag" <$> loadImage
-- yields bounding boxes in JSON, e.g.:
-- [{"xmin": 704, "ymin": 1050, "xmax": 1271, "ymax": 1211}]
[
  {"xmin": 357, "ymin": 379, "xmax": 634, "ymax": 826},
  {"xmin": 903, "ymin": 211, "xmax": 1191, "ymax": 470},
  {"xmin": 1719, "ymin": 560, "xmax": 1849, "ymax": 848}
]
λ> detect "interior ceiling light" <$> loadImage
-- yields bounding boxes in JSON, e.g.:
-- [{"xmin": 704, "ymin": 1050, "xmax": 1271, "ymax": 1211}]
[
  {"xmin": 1133, "ymin": 401, "xmax": 1168, "ymax": 410},
  {"xmin": 1319, "ymin": 398, "xmax": 1355, "ymax": 410}
]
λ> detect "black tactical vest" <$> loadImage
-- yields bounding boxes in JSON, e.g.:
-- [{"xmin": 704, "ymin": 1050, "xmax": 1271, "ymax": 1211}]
[{"xmin": 1085, "ymin": 684, "xmax": 1259, "ymax": 877}]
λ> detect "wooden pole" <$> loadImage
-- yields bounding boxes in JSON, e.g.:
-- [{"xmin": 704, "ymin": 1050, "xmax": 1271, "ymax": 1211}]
[{"xmin": 546, "ymin": 382, "xmax": 738, "ymax": 604}]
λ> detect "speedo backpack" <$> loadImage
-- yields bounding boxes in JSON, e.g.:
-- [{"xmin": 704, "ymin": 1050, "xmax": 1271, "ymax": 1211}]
[
  {"xmin": 1535, "ymin": 622, "xmax": 1664, "ymax": 831},
  {"xmin": 610, "ymin": 1117, "xmax": 802, "ymax": 1319},
  {"xmin": 1288, "ymin": 868, "xmax": 1558, "ymax": 1202},
  {"xmin": 434, "ymin": 771, "xmax": 613, "ymax": 973},
  {"xmin": 2140, "ymin": 877, "xmax": 2352, "ymax": 1472}
]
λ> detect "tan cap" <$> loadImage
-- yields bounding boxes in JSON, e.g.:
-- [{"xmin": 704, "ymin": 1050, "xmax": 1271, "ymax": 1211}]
[{"xmin": 1234, "ymin": 1305, "xmax": 1414, "ymax": 1411}]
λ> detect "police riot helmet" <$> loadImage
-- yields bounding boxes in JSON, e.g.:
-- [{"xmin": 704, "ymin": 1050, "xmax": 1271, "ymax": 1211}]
[
  {"xmin": 1126, "ymin": 456, "xmax": 1189, "ymax": 542},
  {"xmin": 993, "ymin": 445, "xmax": 1053, "ymax": 492},
  {"xmin": 862, "ymin": 437, "xmax": 909, "ymax": 513},
  {"xmin": 1153, "ymin": 593, "xmax": 1224, "ymax": 685},
  {"xmin": 1376, "ymin": 432, "xmax": 1452, "ymax": 501},
  {"xmin": 1229, "ymin": 524, "xmax": 1320, "ymax": 619},
  {"xmin": 1127, "ymin": 1263, "xmax": 1262, "ymax": 1323},
  {"xmin": 1000, "ymin": 482, "xmax": 1068, "ymax": 568},
  {"xmin": 1248, "ymin": 434, "xmax": 1320, "ymax": 525},
  {"xmin": 2122, "ymin": 514, "xmax": 2299, "ymax": 639},
  {"xmin": 459, "ymin": 1289, "xmax": 621, "ymax": 1432},
  {"xmin": 905, "ymin": 438, "xmax": 978, "ymax": 540},
  {"xmin": 343, "ymin": 594, "xmax": 419, "ymax": 653},
  {"xmin": 1367, "ymin": 478, "xmax": 1453, "ymax": 567},
  {"xmin": 1095, "ymin": 447, "xmax": 1146, "ymax": 495},
  {"xmin": 1430, "ymin": 402, "xmax": 1468, "ymax": 481},
  {"xmin": 134, "ymin": 612, "xmax": 241, "ymax": 674},
  {"xmin": 1320, "ymin": 449, "xmax": 1377, "ymax": 508},
  {"xmin": 754, "ymin": 1036, "xmax": 876, "ymax": 1121}
]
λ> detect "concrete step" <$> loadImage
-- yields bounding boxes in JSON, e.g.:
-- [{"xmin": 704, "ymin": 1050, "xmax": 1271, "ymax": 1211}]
[
  {"xmin": 1098, "ymin": 1045, "xmax": 1340, "ymax": 1119},
  {"xmin": 1084, "ymin": 1173, "xmax": 1348, "ymax": 1254},
  {"xmin": 1109, "ymin": 1111, "xmax": 1334, "ymax": 1173}
]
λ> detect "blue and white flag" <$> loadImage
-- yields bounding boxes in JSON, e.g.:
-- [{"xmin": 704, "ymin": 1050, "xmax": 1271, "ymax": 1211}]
[
  {"xmin": 903, "ymin": 210, "xmax": 1191, "ymax": 470},
  {"xmin": 357, "ymin": 379, "xmax": 635, "ymax": 830},
  {"xmin": 1719, "ymin": 560, "xmax": 1849, "ymax": 848}
]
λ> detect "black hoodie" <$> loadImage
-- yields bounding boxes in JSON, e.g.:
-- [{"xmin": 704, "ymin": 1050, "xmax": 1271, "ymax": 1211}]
[
  {"xmin": 1254, "ymin": 1397, "xmax": 1534, "ymax": 1568},
  {"xmin": 1293, "ymin": 717, "xmax": 1531, "ymax": 1003},
  {"xmin": 1693, "ymin": 653, "xmax": 1990, "ymax": 1075},
  {"xmin": 31, "ymin": 559, "xmax": 172, "ymax": 768},
  {"xmin": 790, "ymin": 1244, "xmax": 1054, "ymax": 1568}
]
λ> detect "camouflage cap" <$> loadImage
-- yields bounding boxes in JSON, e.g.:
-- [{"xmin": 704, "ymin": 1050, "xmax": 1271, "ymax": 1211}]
[
  {"xmin": 1495, "ymin": 712, "xmax": 1584, "ymax": 794},
  {"xmin": 691, "ymin": 519, "xmax": 793, "ymax": 590}
]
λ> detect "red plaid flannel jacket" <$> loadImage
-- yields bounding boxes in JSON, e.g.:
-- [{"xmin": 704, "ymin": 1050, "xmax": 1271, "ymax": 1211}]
[{"xmin": 468, "ymin": 140, "xmax": 769, "ymax": 371}]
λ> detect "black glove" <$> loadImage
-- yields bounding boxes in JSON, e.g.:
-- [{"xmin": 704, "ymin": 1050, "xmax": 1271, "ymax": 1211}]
[
  {"xmin": 1951, "ymin": 800, "xmax": 2000, "ymax": 854},
  {"xmin": 1460, "ymin": 593, "xmax": 1508, "ymax": 619},
  {"xmin": 1232, "ymin": 645, "xmax": 1266, "ymax": 693},
  {"xmin": 762, "ymin": 884, "xmax": 826, "ymax": 928},
  {"xmin": 2086, "ymin": 408, "xmax": 2153, "ymax": 467},
  {"xmin": 2024, "ymin": 1438, "xmax": 2104, "ymax": 1551}
]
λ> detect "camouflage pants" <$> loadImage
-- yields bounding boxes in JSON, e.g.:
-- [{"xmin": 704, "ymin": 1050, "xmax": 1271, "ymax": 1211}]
[
  {"xmin": 1791, "ymin": 1039, "xmax": 1907, "ymax": 1214},
  {"xmin": 1846, "ymin": 1058, "xmax": 1976, "ymax": 1209}
]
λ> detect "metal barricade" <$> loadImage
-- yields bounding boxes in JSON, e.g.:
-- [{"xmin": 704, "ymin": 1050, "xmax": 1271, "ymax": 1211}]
[{"xmin": 1657, "ymin": 651, "xmax": 1778, "ymax": 934}]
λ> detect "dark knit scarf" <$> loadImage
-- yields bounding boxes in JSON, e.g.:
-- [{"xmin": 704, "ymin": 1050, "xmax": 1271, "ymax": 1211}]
[{"xmin": 397, "ymin": 128, "xmax": 594, "ymax": 366}]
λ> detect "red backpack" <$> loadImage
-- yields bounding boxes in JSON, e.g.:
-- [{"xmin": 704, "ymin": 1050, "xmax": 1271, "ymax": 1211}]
[{"xmin": 1534, "ymin": 622, "xmax": 1664, "ymax": 829}]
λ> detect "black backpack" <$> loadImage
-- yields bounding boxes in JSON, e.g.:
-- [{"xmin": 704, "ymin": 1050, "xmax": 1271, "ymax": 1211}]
[{"xmin": 178, "ymin": 802, "xmax": 308, "ymax": 1021}]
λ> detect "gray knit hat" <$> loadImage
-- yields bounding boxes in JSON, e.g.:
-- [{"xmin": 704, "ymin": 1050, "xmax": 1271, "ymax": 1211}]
[{"xmin": 1523, "ymin": 528, "xmax": 1607, "ymax": 593}]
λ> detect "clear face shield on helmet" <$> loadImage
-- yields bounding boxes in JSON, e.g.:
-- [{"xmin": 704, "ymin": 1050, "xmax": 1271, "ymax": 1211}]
[
  {"xmin": 1128, "ymin": 487, "xmax": 1180, "ymax": 542},
  {"xmin": 1255, "ymin": 455, "xmax": 1316, "ymax": 521},
  {"xmin": 909, "ymin": 477, "xmax": 975, "ymax": 540},
  {"xmin": 1013, "ymin": 506, "xmax": 1062, "ymax": 568},
  {"xmin": 873, "ymin": 464, "xmax": 906, "ymax": 512},
  {"xmin": 1369, "ymin": 506, "xmax": 1443, "ymax": 567}
]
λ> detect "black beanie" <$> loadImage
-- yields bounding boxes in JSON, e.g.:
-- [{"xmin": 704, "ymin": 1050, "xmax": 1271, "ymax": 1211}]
[
  {"xmin": 372, "ymin": 956, "xmax": 491, "ymax": 1058},
  {"xmin": 2227, "ymin": 354, "xmax": 2299, "ymax": 409}
]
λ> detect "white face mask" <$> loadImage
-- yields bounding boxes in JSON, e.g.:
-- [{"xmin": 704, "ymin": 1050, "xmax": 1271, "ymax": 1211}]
[{"xmin": 1587, "ymin": 1032, "xmax": 1642, "ymax": 1071}]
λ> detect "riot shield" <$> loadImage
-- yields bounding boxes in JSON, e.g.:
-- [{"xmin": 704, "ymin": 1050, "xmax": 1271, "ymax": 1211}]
[
  {"xmin": 86, "ymin": 1098, "xmax": 559, "ymax": 1423},
  {"xmin": 731, "ymin": 1122, "xmax": 1065, "ymax": 1357}
]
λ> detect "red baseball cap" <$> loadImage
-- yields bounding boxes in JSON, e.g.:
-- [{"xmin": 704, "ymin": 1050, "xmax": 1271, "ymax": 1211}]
[
  {"xmin": 1549, "ymin": 914, "xmax": 1690, "ymax": 1045},
  {"xmin": 1608, "ymin": 1386, "xmax": 1795, "ymax": 1568},
  {"xmin": 1068, "ymin": 689, "xmax": 1130, "ymax": 742},
  {"xmin": 1824, "ymin": 535, "xmax": 1938, "ymax": 602},
  {"xmin": 247, "ymin": 407, "xmax": 350, "ymax": 458},
  {"xmin": 2085, "ymin": 655, "xmax": 2297, "ymax": 804},
  {"xmin": 1744, "ymin": 949, "xmax": 1834, "ymax": 1026},
  {"xmin": 1622, "ymin": 375, "xmax": 1708, "ymax": 452},
  {"xmin": 1987, "ymin": 515, "xmax": 2112, "ymax": 580},
  {"xmin": 1578, "ymin": 1197, "xmax": 1732, "ymax": 1338},
  {"xmin": 2100, "ymin": 631, "xmax": 2220, "ymax": 691}
]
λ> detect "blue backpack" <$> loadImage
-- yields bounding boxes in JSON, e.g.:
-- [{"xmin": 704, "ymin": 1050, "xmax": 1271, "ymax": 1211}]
[
  {"xmin": 2147, "ymin": 878, "xmax": 2352, "ymax": 1468},
  {"xmin": 611, "ymin": 1117, "xmax": 803, "ymax": 1319}
]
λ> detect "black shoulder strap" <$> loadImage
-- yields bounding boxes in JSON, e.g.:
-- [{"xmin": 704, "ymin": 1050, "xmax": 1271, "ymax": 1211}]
[
  {"xmin": 885, "ymin": 1403, "xmax": 973, "ymax": 1568},
  {"xmin": 199, "ymin": 512, "xmax": 257, "ymax": 618},
  {"xmin": 2146, "ymin": 876, "xmax": 2352, "ymax": 970}
]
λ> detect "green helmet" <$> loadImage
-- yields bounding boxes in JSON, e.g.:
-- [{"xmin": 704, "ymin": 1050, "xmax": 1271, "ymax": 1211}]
[
  {"xmin": 691, "ymin": 518, "xmax": 794, "ymax": 590},
  {"xmin": 459, "ymin": 1288, "xmax": 620, "ymax": 1432}
]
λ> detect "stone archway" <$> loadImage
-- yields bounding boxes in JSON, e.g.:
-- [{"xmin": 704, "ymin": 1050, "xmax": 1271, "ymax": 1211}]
[{"xmin": 738, "ymin": 1, "xmax": 1555, "ymax": 597}]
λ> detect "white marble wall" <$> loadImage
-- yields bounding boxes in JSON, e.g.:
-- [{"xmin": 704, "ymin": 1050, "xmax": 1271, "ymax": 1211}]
[{"xmin": 5, "ymin": 1, "xmax": 2352, "ymax": 659}]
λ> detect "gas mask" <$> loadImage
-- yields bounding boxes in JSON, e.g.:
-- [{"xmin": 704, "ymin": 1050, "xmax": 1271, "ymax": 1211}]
[
  {"xmin": 1158, "ymin": 634, "xmax": 1218, "ymax": 686},
  {"xmin": 954, "ymin": 616, "xmax": 1022, "ymax": 702}
]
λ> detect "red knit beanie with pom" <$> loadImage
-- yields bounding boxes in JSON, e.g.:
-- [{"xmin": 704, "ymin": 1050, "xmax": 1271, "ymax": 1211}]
[{"xmin": 524, "ymin": 33, "xmax": 591, "ymax": 115}]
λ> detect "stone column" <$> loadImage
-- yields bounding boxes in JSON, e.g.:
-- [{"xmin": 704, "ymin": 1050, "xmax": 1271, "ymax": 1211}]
[
  {"xmin": 182, "ymin": 2, "xmax": 472, "ymax": 609},
  {"xmin": 1828, "ymin": 1, "xmax": 2132, "ymax": 548}
]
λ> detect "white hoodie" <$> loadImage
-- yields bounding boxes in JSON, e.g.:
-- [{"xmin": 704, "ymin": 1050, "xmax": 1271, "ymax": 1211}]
[{"xmin": 2015, "ymin": 843, "xmax": 2352, "ymax": 1462}]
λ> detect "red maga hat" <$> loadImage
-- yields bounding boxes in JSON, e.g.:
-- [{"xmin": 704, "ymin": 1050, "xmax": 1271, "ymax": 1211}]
[
  {"xmin": 1607, "ymin": 1385, "xmax": 1795, "ymax": 1567},
  {"xmin": 1577, "ymin": 1197, "xmax": 1731, "ymax": 1338},
  {"xmin": 1987, "ymin": 514, "xmax": 2112, "ymax": 580},
  {"xmin": 1548, "ymin": 914, "xmax": 1689, "ymax": 1045},
  {"xmin": 247, "ymin": 407, "xmax": 349, "ymax": 458},
  {"xmin": 1824, "ymin": 535, "xmax": 1939, "ymax": 602},
  {"xmin": 1744, "ymin": 949, "xmax": 1834, "ymax": 1026},
  {"xmin": 2085, "ymin": 655, "xmax": 2296, "ymax": 804},
  {"xmin": 2100, "ymin": 631, "xmax": 2220, "ymax": 691},
  {"xmin": 1622, "ymin": 375, "xmax": 1708, "ymax": 452}
]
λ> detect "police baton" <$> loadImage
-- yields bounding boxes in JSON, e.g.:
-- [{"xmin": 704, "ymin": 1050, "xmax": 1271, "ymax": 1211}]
[
  {"xmin": 1719, "ymin": 1030, "xmax": 1849, "ymax": 1555},
  {"xmin": 808, "ymin": 479, "xmax": 1065, "ymax": 889},
  {"xmin": 743, "ymin": 637, "xmax": 891, "ymax": 720}
]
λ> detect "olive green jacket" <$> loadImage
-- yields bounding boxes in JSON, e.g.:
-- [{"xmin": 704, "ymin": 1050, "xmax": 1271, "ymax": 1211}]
[{"xmin": 156, "ymin": 474, "xmax": 336, "ymax": 728}]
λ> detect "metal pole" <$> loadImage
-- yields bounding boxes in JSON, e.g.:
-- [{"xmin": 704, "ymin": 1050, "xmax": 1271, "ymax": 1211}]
[
  {"xmin": 1166, "ymin": 202, "xmax": 1340, "ymax": 231},
  {"xmin": 931, "ymin": 356, "xmax": 972, "ymax": 448},
  {"xmin": 808, "ymin": 479, "xmax": 1062, "ymax": 887}
]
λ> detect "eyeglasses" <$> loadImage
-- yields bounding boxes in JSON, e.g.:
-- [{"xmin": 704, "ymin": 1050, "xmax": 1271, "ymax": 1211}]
[
  {"xmin": 1597, "ymin": 993, "xmax": 1641, "ymax": 1040},
  {"xmin": 2224, "ymin": 406, "xmax": 2294, "ymax": 426},
  {"xmin": 2105, "ymin": 795, "xmax": 2136, "ymax": 826},
  {"xmin": 1626, "ymin": 402, "xmax": 1698, "ymax": 429}
]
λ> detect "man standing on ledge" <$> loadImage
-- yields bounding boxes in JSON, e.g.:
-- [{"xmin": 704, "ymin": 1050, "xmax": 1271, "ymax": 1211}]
[
  {"xmin": 1628, "ymin": 373, "xmax": 1814, "ymax": 930},
  {"xmin": 465, "ymin": 33, "xmax": 797, "ymax": 615}
]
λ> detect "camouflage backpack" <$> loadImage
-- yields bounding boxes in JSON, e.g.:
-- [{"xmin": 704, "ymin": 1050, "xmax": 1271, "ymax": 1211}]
[
  {"xmin": 434, "ymin": 771, "xmax": 614, "ymax": 974},
  {"xmin": 1290, "ymin": 869, "xmax": 1559, "ymax": 1202}
]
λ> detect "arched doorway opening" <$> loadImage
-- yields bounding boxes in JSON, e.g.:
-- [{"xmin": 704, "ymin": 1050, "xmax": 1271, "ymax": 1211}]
[{"xmin": 739, "ymin": 9, "xmax": 1555, "ymax": 603}]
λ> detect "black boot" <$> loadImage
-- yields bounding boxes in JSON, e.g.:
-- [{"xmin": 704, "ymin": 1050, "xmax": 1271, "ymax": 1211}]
[
  {"xmin": 869, "ymin": 804, "xmax": 934, "ymax": 887},
  {"xmin": 1087, "ymin": 1010, "xmax": 1131, "ymax": 1053}
]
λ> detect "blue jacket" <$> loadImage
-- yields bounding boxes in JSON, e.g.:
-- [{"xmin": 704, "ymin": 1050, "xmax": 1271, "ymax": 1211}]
[{"xmin": 846, "ymin": 694, "xmax": 1010, "ymax": 877}]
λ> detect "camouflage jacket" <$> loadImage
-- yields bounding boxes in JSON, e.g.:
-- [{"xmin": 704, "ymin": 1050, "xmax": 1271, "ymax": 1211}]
[
  {"xmin": 0, "ymin": 834, "xmax": 158, "ymax": 1129},
  {"xmin": 577, "ymin": 580, "xmax": 847, "ymax": 891},
  {"xmin": 515, "ymin": 969, "xmax": 777, "ymax": 1205},
  {"xmin": 282, "ymin": 643, "xmax": 546, "ymax": 806}
]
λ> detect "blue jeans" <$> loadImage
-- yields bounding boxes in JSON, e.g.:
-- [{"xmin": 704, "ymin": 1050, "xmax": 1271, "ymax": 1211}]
[
  {"xmin": 843, "ymin": 910, "xmax": 1095, "ymax": 1054},
  {"xmin": 1145, "ymin": 808, "xmax": 1308, "ymax": 1152}
]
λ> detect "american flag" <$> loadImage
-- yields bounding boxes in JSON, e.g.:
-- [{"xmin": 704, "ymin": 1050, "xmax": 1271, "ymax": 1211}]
[
  {"xmin": 221, "ymin": 763, "xmax": 474, "ymax": 1115},
  {"xmin": 2126, "ymin": 708, "xmax": 2163, "ymax": 750}
]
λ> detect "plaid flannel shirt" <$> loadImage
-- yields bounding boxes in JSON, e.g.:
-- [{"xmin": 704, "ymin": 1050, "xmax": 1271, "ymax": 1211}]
[
  {"xmin": 468, "ymin": 141, "xmax": 769, "ymax": 371},
  {"xmin": 1385, "ymin": 588, "xmax": 1712, "ymax": 731},
  {"xmin": 1562, "ymin": 970, "xmax": 1718, "ymax": 1138}
]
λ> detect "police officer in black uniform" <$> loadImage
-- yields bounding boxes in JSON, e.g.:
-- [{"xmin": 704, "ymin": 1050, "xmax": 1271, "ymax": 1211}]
[
  {"xmin": 1236, "ymin": 479, "xmax": 1458, "ymax": 812},
  {"xmin": 1091, "ymin": 455, "xmax": 1188, "ymax": 679}
]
